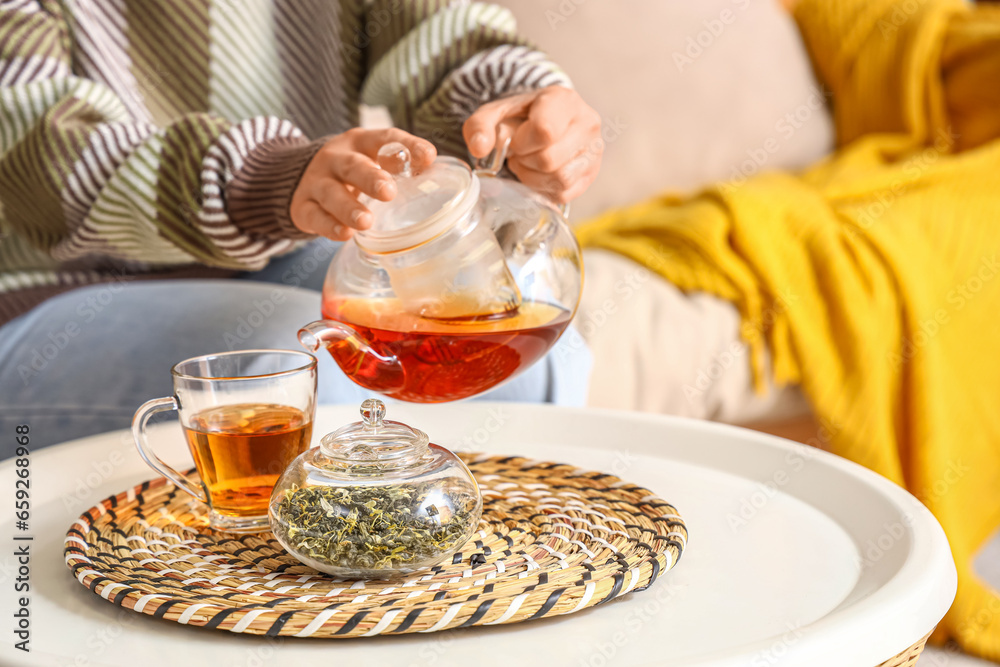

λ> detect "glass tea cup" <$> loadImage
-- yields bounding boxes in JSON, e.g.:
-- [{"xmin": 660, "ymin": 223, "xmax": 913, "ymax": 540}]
[{"xmin": 132, "ymin": 350, "xmax": 317, "ymax": 532}]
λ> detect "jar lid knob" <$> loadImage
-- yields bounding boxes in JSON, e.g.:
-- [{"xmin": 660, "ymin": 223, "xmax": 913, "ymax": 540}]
[
  {"xmin": 360, "ymin": 398, "xmax": 386, "ymax": 429},
  {"xmin": 318, "ymin": 398, "xmax": 429, "ymax": 465}
]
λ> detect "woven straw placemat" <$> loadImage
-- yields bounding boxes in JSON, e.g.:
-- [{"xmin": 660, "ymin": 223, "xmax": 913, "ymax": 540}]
[{"xmin": 64, "ymin": 453, "xmax": 686, "ymax": 638}]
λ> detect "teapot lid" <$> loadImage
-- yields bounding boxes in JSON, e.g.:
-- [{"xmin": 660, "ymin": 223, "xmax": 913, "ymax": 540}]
[
  {"xmin": 319, "ymin": 398, "xmax": 430, "ymax": 464},
  {"xmin": 356, "ymin": 143, "xmax": 480, "ymax": 254}
]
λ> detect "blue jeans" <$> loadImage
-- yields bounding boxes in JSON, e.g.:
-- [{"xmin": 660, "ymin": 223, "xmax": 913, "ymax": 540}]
[{"xmin": 0, "ymin": 240, "xmax": 591, "ymax": 457}]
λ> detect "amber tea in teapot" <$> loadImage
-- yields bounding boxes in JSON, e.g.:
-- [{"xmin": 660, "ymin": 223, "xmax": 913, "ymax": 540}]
[{"xmin": 319, "ymin": 296, "xmax": 571, "ymax": 402}]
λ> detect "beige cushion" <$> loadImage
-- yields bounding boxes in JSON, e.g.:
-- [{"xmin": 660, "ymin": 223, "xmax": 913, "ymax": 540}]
[{"xmin": 494, "ymin": 0, "xmax": 835, "ymax": 221}]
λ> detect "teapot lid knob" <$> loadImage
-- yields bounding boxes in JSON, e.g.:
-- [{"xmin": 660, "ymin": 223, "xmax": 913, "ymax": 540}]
[
  {"xmin": 360, "ymin": 398, "xmax": 386, "ymax": 429},
  {"xmin": 356, "ymin": 142, "xmax": 478, "ymax": 254},
  {"xmin": 377, "ymin": 142, "xmax": 412, "ymax": 178}
]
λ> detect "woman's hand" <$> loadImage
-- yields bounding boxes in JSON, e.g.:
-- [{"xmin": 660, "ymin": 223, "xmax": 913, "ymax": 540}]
[
  {"xmin": 463, "ymin": 86, "xmax": 604, "ymax": 204},
  {"xmin": 290, "ymin": 128, "xmax": 436, "ymax": 240}
]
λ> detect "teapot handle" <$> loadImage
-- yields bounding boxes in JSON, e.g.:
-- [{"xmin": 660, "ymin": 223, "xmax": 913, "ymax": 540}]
[
  {"xmin": 470, "ymin": 118, "xmax": 517, "ymax": 177},
  {"xmin": 469, "ymin": 118, "xmax": 571, "ymax": 219}
]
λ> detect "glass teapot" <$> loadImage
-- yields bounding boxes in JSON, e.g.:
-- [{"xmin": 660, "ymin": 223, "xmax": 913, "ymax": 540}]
[{"xmin": 299, "ymin": 133, "xmax": 583, "ymax": 403}]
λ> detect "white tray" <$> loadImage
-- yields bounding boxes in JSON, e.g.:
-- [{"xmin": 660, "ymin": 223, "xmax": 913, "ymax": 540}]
[{"xmin": 0, "ymin": 404, "xmax": 956, "ymax": 666}]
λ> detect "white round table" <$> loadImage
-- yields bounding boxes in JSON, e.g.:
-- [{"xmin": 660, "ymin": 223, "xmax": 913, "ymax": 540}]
[{"xmin": 0, "ymin": 404, "xmax": 955, "ymax": 666}]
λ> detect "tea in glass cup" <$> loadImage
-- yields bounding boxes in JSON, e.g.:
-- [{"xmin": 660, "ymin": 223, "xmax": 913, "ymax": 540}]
[
  {"xmin": 132, "ymin": 350, "xmax": 316, "ymax": 532},
  {"xmin": 183, "ymin": 403, "xmax": 312, "ymax": 516}
]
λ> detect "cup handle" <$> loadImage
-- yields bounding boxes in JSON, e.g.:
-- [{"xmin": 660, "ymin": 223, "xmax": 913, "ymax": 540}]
[{"xmin": 131, "ymin": 397, "xmax": 208, "ymax": 503}]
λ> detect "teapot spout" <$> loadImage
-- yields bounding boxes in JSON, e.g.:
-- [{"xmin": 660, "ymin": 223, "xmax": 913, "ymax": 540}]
[
  {"xmin": 298, "ymin": 320, "xmax": 405, "ymax": 395},
  {"xmin": 298, "ymin": 320, "xmax": 348, "ymax": 354}
]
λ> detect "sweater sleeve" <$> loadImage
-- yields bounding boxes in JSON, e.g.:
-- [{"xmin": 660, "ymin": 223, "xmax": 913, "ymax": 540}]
[
  {"xmin": 0, "ymin": 0, "xmax": 318, "ymax": 273},
  {"xmin": 357, "ymin": 0, "xmax": 572, "ymax": 158}
]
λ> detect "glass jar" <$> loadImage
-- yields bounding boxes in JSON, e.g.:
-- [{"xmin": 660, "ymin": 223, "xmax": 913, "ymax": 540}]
[{"xmin": 268, "ymin": 399, "xmax": 482, "ymax": 578}]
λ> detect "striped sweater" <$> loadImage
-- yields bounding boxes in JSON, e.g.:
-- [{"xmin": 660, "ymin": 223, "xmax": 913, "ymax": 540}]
[{"xmin": 0, "ymin": 0, "xmax": 570, "ymax": 325}]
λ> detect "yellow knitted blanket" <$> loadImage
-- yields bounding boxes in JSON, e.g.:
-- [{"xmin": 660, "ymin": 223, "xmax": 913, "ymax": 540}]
[{"xmin": 576, "ymin": 0, "xmax": 1000, "ymax": 658}]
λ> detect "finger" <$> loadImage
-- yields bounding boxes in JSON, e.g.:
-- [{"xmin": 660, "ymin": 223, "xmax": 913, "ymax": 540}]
[
  {"xmin": 509, "ymin": 151, "xmax": 594, "ymax": 192},
  {"xmin": 513, "ymin": 120, "xmax": 603, "ymax": 173},
  {"xmin": 347, "ymin": 128, "xmax": 437, "ymax": 168},
  {"xmin": 293, "ymin": 200, "xmax": 355, "ymax": 241},
  {"xmin": 510, "ymin": 87, "xmax": 579, "ymax": 155},
  {"xmin": 509, "ymin": 153, "xmax": 597, "ymax": 203},
  {"xmin": 463, "ymin": 92, "xmax": 534, "ymax": 158},
  {"xmin": 507, "ymin": 160, "xmax": 562, "ymax": 201},
  {"xmin": 557, "ymin": 163, "xmax": 599, "ymax": 202},
  {"xmin": 322, "ymin": 151, "xmax": 396, "ymax": 201},
  {"xmin": 311, "ymin": 179, "xmax": 373, "ymax": 230}
]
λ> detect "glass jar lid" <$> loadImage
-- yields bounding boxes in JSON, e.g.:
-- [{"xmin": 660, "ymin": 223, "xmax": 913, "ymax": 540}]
[
  {"xmin": 319, "ymin": 398, "xmax": 429, "ymax": 466},
  {"xmin": 356, "ymin": 143, "xmax": 480, "ymax": 254}
]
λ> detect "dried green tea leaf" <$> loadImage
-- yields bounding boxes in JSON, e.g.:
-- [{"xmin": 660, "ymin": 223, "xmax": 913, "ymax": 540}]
[{"xmin": 274, "ymin": 484, "xmax": 478, "ymax": 572}]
